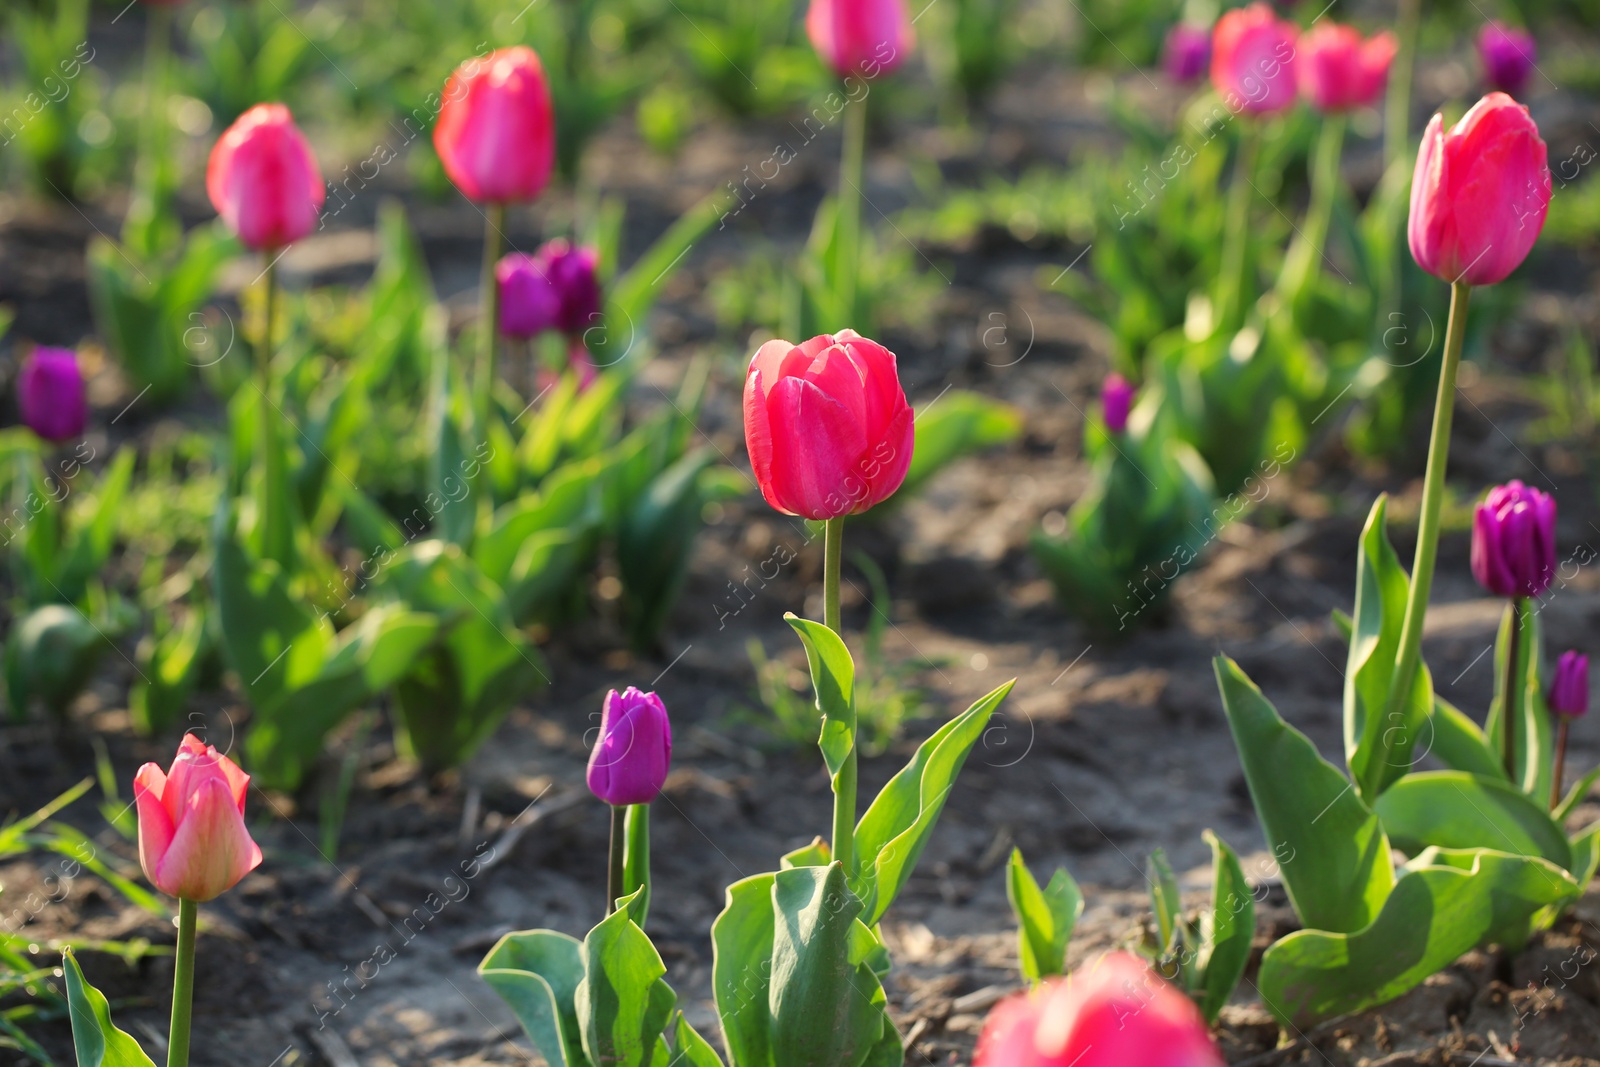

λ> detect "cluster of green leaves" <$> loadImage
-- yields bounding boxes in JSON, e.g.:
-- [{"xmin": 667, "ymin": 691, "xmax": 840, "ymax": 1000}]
[{"xmin": 0, "ymin": 0, "xmax": 111, "ymax": 201}]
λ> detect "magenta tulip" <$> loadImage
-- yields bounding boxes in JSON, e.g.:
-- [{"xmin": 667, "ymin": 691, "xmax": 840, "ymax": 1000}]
[
  {"xmin": 434, "ymin": 47, "xmax": 555, "ymax": 205},
  {"xmin": 1102, "ymin": 373, "xmax": 1134, "ymax": 434},
  {"xmin": 18, "ymin": 347, "xmax": 87, "ymax": 443},
  {"xmin": 206, "ymin": 104, "xmax": 324, "ymax": 251},
  {"xmin": 1408, "ymin": 92, "xmax": 1551, "ymax": 287},
  {"xmin": 1210, "ymin": 3, "xmax": 1298, "ymax": 115},
  {"xmin": 1163, "ymin": 24, "xmax": 1211, "ymax": 83},
  {"xmin": 540, "ymin": 240, "xmax": 603, "ymax": 336},
  {"xmin": 135, "ymin": 735, "xmax": 263, "ymax": 902},
  {"xmin": 587, "ymin": 688, "xmax": 672, "ymax": 806},
  {"xmin": 1551, "ymin": 651, "xmax": 1589, "ymax": 719},
  {"xmin": 1297, "ymin": 23, "xmax": 1396, "ymax": 112},
  {"xmin": 497, "ymin": 253, "xmax": 560, "ymax": 340},
  {"xmin": 806, "ymin": 0, "xmax": 913, "ymax": 81},
  {"xmin": 974, "ymin": 952, "xmax": 1226, "ymax": 1067},
  {"xmin": 1471, "ymin": 480, "xmax": 1556, "ymax": 600},
  {"xmin": 1478, "ymin": 22, "xmax": 1537, "ymax": 97},
  {"xmin": 743, "ymin": 330, "xmax": 914, "ymax": 520}
]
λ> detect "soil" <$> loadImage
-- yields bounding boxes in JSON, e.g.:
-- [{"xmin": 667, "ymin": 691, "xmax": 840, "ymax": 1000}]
[{"xmin": 5, "ymin": 11, "xmax": 1600, "ymax": 1067}]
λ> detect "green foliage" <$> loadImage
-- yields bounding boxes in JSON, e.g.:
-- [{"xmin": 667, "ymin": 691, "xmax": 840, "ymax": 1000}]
[
  {"xmin": 1005, "ymin": 848, "xmax": 1081, "ymax": 986},
  {"xmin": 3, "ymin": 0, "xmax": 105, "ymax": 200},
  {"xmin": 61, "ymin": 951, "xmax": 156, "ymax": 1067},
  {"xmin": 896, "ymin": 392, "xmax": 1023, "ymax": 505},
  {"xmin": 184, "ymin": 1, "xmax": 330, "ymax": 126},
  {"xmin": 1138, "ymin": 833, "xmax": 1254, "ymax": 1024}
]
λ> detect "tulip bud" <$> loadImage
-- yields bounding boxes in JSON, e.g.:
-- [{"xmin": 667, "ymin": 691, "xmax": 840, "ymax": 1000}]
[
  {"xmin": 975, "ymin": 952, "xmax": 1226, "ymax": 1067},
  {"xmin": 806, "ymin": 0, "xmax": 913, "ymax": 81},
  {"xmin": 18, "ymin": 347, "xmax": 87, "ymax": 443},
  {"xmin": 1471, "ymin": 480, "xmax": 1556, "ymax": 600},
  {"xmin": 496, "ymin": 253, "xmax": 560, "ymax": 340},
  {"xmin": 1102, "ymin": 373, "xmax": 1134, "ymax": 435},
  {"xmin": 1408, "ymin": 92, "xmax": 1551, "ymax": 287},
  {"xmin": 1551, "ymin": 651, "xmax": 1589, "ymax": 719},
  {"xmin": 743, "ymin": 330, "xmax": 914, "ymax": 520},
  {"xmin": 1296, "ymin": 23, "xmax": 1396, "ymax": 112},
  {"xmin": 587, "ymin": 688, "xmax": 672, "ymax": 806},
  {"xmin": 1163, "ymin": 24, "xmax": 1211, "ymax": 83},
  {"xmin": 434, "ymin": 47, "xmax": 555, "ymax": 205},
  {"xmin": 1210, "ymin": 3, "xmax": 1298, "ymax": 115},
  {"xmin": 134, "ymin": 734, "xmax": 263, "ymax": 902},
  {"xmin": 1478, "ymin": 22, "xmax": 1537, "ymax": 97},
  {"xmin": 540, "ymin": 239, "xmax": 603, "ymax": 336},
  {"xmin": 206, "ymin": 104, "xmax": 324, "ymax": 251}
]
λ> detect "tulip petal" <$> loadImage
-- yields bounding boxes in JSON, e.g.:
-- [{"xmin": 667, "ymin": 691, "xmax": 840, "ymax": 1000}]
[
  {"xmin": 765, "ymin": 376, "xmax": 869, "ymax": 518},
  {"xmin": 155, "ymin": 778, "xmax": 263, "ymax": 902},
  {"xmin": 749, "ymin": 340, "xmax": 798, "ymax": 400},
  {"xmin": 134, "ymin": 764, "xmax": 175, "ymax": 892}
]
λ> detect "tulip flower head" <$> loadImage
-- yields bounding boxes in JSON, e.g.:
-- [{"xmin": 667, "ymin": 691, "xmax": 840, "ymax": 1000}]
[
  {"xmin": 1163, "ymin": 24, "xmax": 1211, "ymax": 83},
  {"xmin": 206, "ymin": 104, "xmax": 324, "ymax": 251},
  {"xmin": 974, "ymin": 952, "xmax": 1226, "ymax": 1067},
  {"xmin": 434, "ymin": 47, "xmax": 556, "ymax": 205},
  {"xmin": 1102, "ymin": 373, "xmax": 1134, "ymax": 434},
  {"xmin": 497, "ymin": 253, "xmax": 560, "ymax": 340},
  {"xmin": 1210, "ymin": 3, "xmax": 1299, "ymax": 115},
  {"xmin": 1478, "ymin": 22, "xmax": 1537, "ymax": 97},
  {"xmin": 743, "ymin": 330, "xmax": 914, "ymax": 520},
  {"xmin": 1297, "ymin": 23, "xmax": 1396, "ymax": 112},
  {"xmin": 1471, "ymin": 480, "xmax": 1556, "ymax": 600},
  {"xmin": 1409, "ymin": 92, "xmax": 1551, "ymax": 287},
  {"xmin": 1551, "ymin": 651, "xmax": 1589, "ymax": 719},
  {"xmin": 587, "ymin": 688, "xmax": 672, "ymax": 806},
  {"xmin": 134, "ymin": 735, "xmax": 262, "ymax": 902},
  {"xmin": 541, "ymin": 239, "xmax": 603, "ymax": 336},
  {"xmin": 806, "ymin": 0, "xmax": 913, "ymax": 81},
  {"xmin": 18, "ymin": 347, "xmax": 87, "ymax": 443}
]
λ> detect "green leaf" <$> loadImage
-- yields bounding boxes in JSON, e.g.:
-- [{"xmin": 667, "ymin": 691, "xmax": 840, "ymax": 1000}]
[
  {"xmin": 1556, "ymin": 765, "xmax": 1600, "ymax": 824},
  {"xmin": 601, "ymin": 188, "xmax": 725, "ymax": 367},
  {"xmin": 1147, "ymin": 847, "xmax": 1183, "ymax": 958},
  {"xmin": 1484, "ymin": 601, "xmax": 1552, "ymax": 800},
  {"xmin": 780, "ymin": 838, "xmax": 832, "ymax": 870},
  {"xmin": 783, "ymin": 615, "xmax": 856, "ymax": 782},
  {"xmin": 711, "ymin": 873, "xmax": 778, "ymax": 1067},
  {"xmin": 1374, "ymin": 770, "xmax": 1572, "ymax": 871},
  {"xmin": 852, "ymin": 680, "xmax": 1014, "ymax": 925},
  {"xmin": 1568, "ymin": 823, "xmax": 1600, "ymax": 890},
  {"xmin": 1258, "ymin": 848, "xmax": 1579, "ymax": 1028},
  {"xmin": 623, "ymin": 805, "xmax": 651, "ymax": 927},
  {"xmin": 1006, "ymin": 847, "xmax": 1081, "ymax": 985},
  {"xmin": 618, "ymin": 448, "xmax": 723, "ymax": 651},
  {"xmin": 672, "ymin": 1014, "xmax": 726, "ymax": 1067},
  {"xmin": 62, "ymin": 950, "xmax": 157, "ymax": 1067},
  {"xmin": 898, "ymin": 392, "xmax": 1023, "ymax": 503},
  {"xmin": 1214, "ymin": 656, "xmax": 1393, "ymax": 934},
  {"xmin": 5, "ymin": 605, "xmax": 107, "ymax": 720},
  {"xmin": 478, "ymin": 930, "xmax": 586, "ymax": 1067},
  {"xmin": 1426, "ymin": 696, "xmax": 1508, "ymax": 783},
  {"xmin": 131, "ymin": 606, "xmax": 208, "ymax": 735},
  {"xmin": 576, "ymin": 893, "xmax": 676, "ymax": 1067},
  {"xmin": 1196, "ymin": 829, "xmax": 1253, "ymax": 1024}
]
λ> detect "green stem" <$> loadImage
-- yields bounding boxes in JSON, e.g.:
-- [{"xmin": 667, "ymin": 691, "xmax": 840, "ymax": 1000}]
[
  {"xmin": 606, "ymin": 804, "xmax": 625, "ymax": 916},
  {"xmin": 257, "ymin": 260, "xmax": 288, "ymax": 567},
  {"xmin": 1382, "ymin": 282, "xmax": 1473, "ymax": 740},
  {"xmin": 823, "ymin": 517, "xmax": 855, "ymax": 875},
  {"xmin": 166, "ymin": 898, "xmax": 196, "ymax": 1067},
  {"xmin": 476, "ymin": 204, "xmax": 507, "ymax": 433},
  {"xmin": 1503, "ymin": 597, "xmax": 1524, "ymax": 782},
  {"xmin": 622, "ymin": 803, "xmax": 651, "ymax": 923},
  {"xmin": 1216, "ymin": 125, "xmax": 1260, "ymax": 332},
  {"xmin": 1384, "ymin": 0, "xmax": 1421, "ymax": 175},
  {"xmin": 1278, "ymin": 116, "xmax": 1346, "ymax": 309},
  {"xmin": 1553, "ymin": 717, "xmax": 1570, "ymax": 812},
  {"xmin": 835, "ymin": 95, "xmax": 868, "ymax": 330}
]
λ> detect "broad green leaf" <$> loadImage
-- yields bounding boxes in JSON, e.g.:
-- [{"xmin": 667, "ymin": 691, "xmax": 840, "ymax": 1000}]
[
  {"xmin": 577, "ymin": 893, "xmax": 676, "ymax": 1067},
  {"xmin": 853, "ymin": 680, "xmax": 1014, "ymax": 925},
  {"xmin": 781, "ymin": 838, "xmax": 832, "ymax": 870},
  {"xmin": 711, "ymin": 873, "xmax": 778, "ymax": 1067},
  {"xmin": 5, "ymin": 605, "xmax": 107, "ymax": 720},
  {"xmin": 131, "ymin": 605, "xmax": 208, "ymax": 735},
  {"xmin": 672, "ymin": 1014, "xmax": 727, "ymax": 1067},
  {"xmin": 479, "ymin": 930, "xmax": 586, "ymax": 1067},
  {"xmin": 1214, "ymin": 656, "xmax": 1393, "ymax": 934},
  {"xmin": 898, "ymin": 392, "xmax": 1023, "ymax": 503},
  {"xmin": 1427, "ymin": 696, "xmax": 1508, "ymax": 782},
  {"xmin": 1484, "ymin": 601, "xmax": 1552, "ymax": 800},
  {"xmin": 1006, "ymin": 847, "xmax": 1081, "ymax": 985},
  {"xmin": 783, "ymin": 615, "xmax": 856, "ymax": 781},
  {"xmin": 212, "ymin": 505, "xmax": 316, "ymax": 704},
  {"xmin": 1568, "ymin": 823, "xmax": 1600, "ymax": 891},
  {"xmin": 62, "ymin": 950, "xmax": 157, "ymax": 1067},
  {"xmin": 601, "ymin": 188, "xmax": 725, "ymax": 367},
  {"xmin": 1557, "ymin": 765, "xmax": 1600, "ymax": 824},
  {"xmin": 1258, "ymin": 848, "xmax": 1579, "ymax": 1027},
  {"xmin": 1197, "ymin": 829, "xmax": 1253, "ymax": 1024},
  {"xmin": 1374, "ymin": 770, "xmax": 1571, "ymax": 871}
]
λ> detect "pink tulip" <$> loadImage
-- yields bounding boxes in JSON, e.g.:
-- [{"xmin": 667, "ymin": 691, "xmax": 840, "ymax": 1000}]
[
  {"xmin": 434, "ymin": 47, "xmax": 555, "ymax": 205},
  {"xmin": 975, "ymin": 952, "xmax": 1225, "ymax": 1067},
  {"xmin": 743, "ymin": 330, "xmax": 914, "ymax": 520},
  {"xmin": 587, "ymin": 688, "xmax": 672, "ymax": 806},
  {"xmin": 1408, "ymin": 92, "xmax": 1551, "ymax": 286},
  {"xmin": 135, "ymin": 735, "xmax": 262, "ymax": 902},
  {"xmin": 1211, "ymin": 3, "xmax": 1298, "ymax": 115},
  {"xmin": 18, "ymin": 347, "xmax": 87, "ymax": 443},
  {"xmin": 806, "ymin": 0, "xmax": 913, "ymax": 81},
  {"xmin": 1297, "ymin": 23, "xmax": 1396, "ymax": 112},
  {"xmin": 1478, "ymin": 22, "xmax": 1537, "ymax": 97},
  {"xmin": 1163, "ymin": 24, "xmax": 1211, "ymax": 83},
  {"xmin": 206, "ymin": 104, "xmax": 324, "ymax": 251}
]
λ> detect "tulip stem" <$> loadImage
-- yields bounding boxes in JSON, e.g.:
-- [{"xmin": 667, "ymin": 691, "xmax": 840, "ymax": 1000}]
[
  {"xmin": 1553, "ymin": 717, "xmax": 1570, "ymax": 811},
  {"xmin": 606, "ymin": 804, "xmax": 625, "ymax": 916},
  {"xmin": 1217, "ymin": 125, "xmax": 1260, "ymax": 332},
  {"xmin": 1279, "ymin": 115, "xmax": 1345, "ymax": 310},
  {"xmin": 823, "ymin": 516, "xmax": 855, "ymax": 875},
  {"xmin": 1383, "ymin": 281, "xmax": 1472, "ymax": 753},
  {"xmin": 257, "ymin": 260, "xmax": 290, "ymax": 568},
  {"xmin": 835, "ymin": 94, "xmax": 868, "ymax": 330},
  {"xmin": 1503, "ymin": 596, "xmax": 1525, "ymax": 783},
  {"xmin": 1384, "ymin": 0, "xmax": 1422, "ymax": 174},
  {"xmin": 166, "ymin": 897, "xmax": 196, "ymax": 1067},
  {"xmin": 477, "ymin": 204, "xmax": 507, "ymax": 433}
]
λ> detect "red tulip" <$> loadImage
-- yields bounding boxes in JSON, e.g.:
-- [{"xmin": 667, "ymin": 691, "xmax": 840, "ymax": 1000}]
[
  {"xmin": 1297, "ymin": 23, "xmax": 1396, "ymax": 112},
  {"xmin": 18, "ymin": 347, "xmax": 87, "ymax": 443},
  {"xmin": 1408, "ymin": 92, "xmax": 1551, "ymax": 286},
  {"xmin": 134, "ymin": 735, "xmax": 262, "ymax": 902},
  {"xmin": 434, "ymin": 47, "xmax": 555, "ymax": 205},
  {"xmin": 1211, "ymin": 3, "xmax": 1298, "ymax": 115},
  {"xmin": 743, "ymin": 330, "xmax": 913, "ymax": 520},
  {"xmin": 206, "ymin": 104, "xmax": 324, "ymax": 251},
  {"xmin": 806, "ymin": 0, "xmax": 913, "ymax": 81},
  {"xmin": 975, "ymin": 953, "xmax": 1225, "ymax": 1067}
]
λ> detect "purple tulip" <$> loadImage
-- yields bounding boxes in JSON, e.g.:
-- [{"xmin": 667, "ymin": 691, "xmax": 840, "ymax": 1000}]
[
  {"xmin": 497, "ymin": 253, "xmax": 561, "ymax": 340},
  {"xmin": 1102, "ymin": 373, "xmax": 1134, "ymax": 435},
  {"xmin": 587, "ymin": 687, "xmax": 671, "ymax": 806},
  {"xmin": 18, "ymin": 347, "xmax": 87, "ymax": 443},
  {"xmin": 1162, "ymin": 24, "xmax": 1210, "ymax": 83},
  {"xmin": 540, "ymin": 239, "xmax": 603, "ymax": 336},
  {"xmin": 1471, "ymin": 481, "xmax": 1556, "ymax": 599},
  {"xmin": 1478, "ymin": 22, "xmax": 1536, "ymax": 97},
  {"xmin": 1550, "ymin": 651, "xmax": 1589, "ymax": 719}
]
